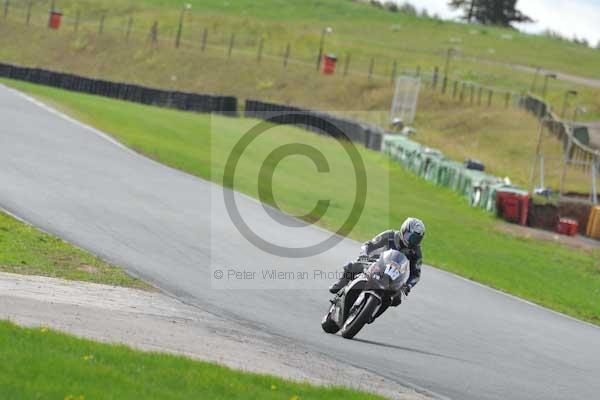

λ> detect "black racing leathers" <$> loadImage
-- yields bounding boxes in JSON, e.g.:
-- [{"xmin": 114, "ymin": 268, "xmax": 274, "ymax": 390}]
[{"xmin": 343, "ymin": 230, "xmax": 422, "ymax": 289}]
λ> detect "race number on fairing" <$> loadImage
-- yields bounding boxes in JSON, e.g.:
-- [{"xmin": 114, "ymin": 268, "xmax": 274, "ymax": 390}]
[{"xmin": 384, "ymin": 264, "xmax": 400, "ymax": 280}]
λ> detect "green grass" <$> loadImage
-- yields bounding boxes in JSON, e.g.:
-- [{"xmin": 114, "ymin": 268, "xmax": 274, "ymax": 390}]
[
  {"xmin": 1, "ymin": 0, "xmax": 599, "ymax": 121},
  {"xmin": 0, "ymin": 210, "xmax": 150, "ymax": 289},
  {"xmin": 0, "ymin": 320, "xmax": 383, "ymax": 400},
  {"xmin": 13, "ymin": 0, "xmax": 600, "ymax": 79},
  {"xmin": 2, "ymin": 0, "xmax": 600, "ymax": 191},
  {"xmin": 0, "ymin": 20, "xmax": 594, "ymax": 192},
  {"xmin": 2, "ymin": 0, "xmax": 599, "ymax": 199},
  {"xmin": 4, "ymin": 79, "xmax": 599, "ymax": 325}
]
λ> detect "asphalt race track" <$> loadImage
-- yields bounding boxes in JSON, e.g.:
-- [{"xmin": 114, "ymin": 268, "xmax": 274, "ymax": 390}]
[{"xmin": 1, "ymin": 84, "xmax": 599, "ymax": 400}]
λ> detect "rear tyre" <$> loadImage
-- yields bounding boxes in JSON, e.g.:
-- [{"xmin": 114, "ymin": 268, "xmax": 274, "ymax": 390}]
[
  {"xmin": 321, "ymin": 304, "xmax": 340, "ymax": 334},
  {"xmin": 341, "ymin": 295, "xmax": 379, "ymax": 339}
]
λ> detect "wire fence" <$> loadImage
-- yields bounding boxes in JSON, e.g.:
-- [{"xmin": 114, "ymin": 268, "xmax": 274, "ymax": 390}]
[
  {"xmin": 2, "ymin": 0, "xmax": 597, "ymax": 199},
  {"xmin": 0, "ymin": 0, "xmax": 526, "ymax": 108}
]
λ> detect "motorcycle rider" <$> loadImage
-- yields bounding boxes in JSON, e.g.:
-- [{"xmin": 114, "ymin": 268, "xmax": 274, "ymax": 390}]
[{"xmin": 328, "ymin": 217, "xmax": 425, "ymax": 305}]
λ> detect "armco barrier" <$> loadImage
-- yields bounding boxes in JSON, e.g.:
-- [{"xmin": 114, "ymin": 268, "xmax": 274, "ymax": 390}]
[
  {"xmin": 0, "ymin": 62, "xmax": 237, "ymax": 116},
  {"xmin": 383, "ymin": 134, "xmax": 518, "ymax": 214},
  {"xmin": 521, "ymin": 94, "xmax": 599, "ymax": 166},
  {"xmin": 244, "ymin": 99, "xmax": 383, "ymax": 151}
]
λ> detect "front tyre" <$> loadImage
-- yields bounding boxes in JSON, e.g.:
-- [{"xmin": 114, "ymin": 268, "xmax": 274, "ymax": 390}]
[{"xmin": 341, "ymin": 294, "xmax": 380, "ymax": 339}]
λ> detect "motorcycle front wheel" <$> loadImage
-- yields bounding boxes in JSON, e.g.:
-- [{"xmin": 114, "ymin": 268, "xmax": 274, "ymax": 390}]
[{"xmin": 341, "ymin": 294, "xmax": 380, "ymax": 339}]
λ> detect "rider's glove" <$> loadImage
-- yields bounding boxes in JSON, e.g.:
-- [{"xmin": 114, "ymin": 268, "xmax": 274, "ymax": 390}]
[
  {"xmin": 359, "ymin": 244, "xmax": 368, "ymax": 257},
  {"xmin": 403, "ymin": 285, "xmax": 412, "ymax": 296}
]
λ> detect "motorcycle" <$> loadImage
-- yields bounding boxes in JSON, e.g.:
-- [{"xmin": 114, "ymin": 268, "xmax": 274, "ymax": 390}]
[{"xmin": 321, "ymin": 249, "xmax": 410, "ymax": 339}]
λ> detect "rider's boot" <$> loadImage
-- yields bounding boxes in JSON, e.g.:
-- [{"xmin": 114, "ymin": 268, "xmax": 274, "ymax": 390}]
[
  {"xmin": 328, "ymin": 276, "xmax": 350, "ymax": 294},
  {"xmin": 328, "ymin": 262, "xmax": 359, "ymax": 293}
]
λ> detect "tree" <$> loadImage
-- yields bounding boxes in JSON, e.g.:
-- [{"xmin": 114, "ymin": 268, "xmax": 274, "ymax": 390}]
[
  {"xmin": 384, "ymin": 2, "xmax": 399, "ymax": 12},
  {"xmin": 399, "ymin": 2, "xmax": 418, "ymax": 16},
  {"xmin": 448, "ymin": 0, "xmax": 477, "ymax": 22},
  {"xmin": 449, "ymin": 0, "xmax": 532, "ymax": 27},
  {"xmin": 572, "ymin": 36, "xmax": 589, "ymax": 47}
]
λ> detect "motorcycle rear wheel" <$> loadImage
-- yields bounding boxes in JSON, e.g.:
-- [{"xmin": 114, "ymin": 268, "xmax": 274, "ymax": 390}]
[{"xmin": 341, "ymin": 294, "xmax": 380, "ymax": 339}]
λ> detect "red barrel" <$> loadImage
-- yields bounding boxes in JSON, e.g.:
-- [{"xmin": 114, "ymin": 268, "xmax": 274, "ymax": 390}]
[
  {"xmin": 496, "ymin": 189, "xmax": 530, "ymax": 225},
  {"xmin": 49, "ymin": 11, "xmax": 62, "ymax": 30},
  {"xmin": 556, "ymin": 218, "xmax": 578, "ymax": 236},
  {"xmin": 322, "ymin": 54, "xmax": 337, "ymax": 75}
]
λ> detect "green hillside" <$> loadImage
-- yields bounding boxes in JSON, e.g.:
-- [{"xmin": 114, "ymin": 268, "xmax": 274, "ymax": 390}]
[
  {"xmin": 0, "ymin": 16, "xmax": 594, "ymax": 192},
  {"xmin": 21, "ymin": 0, "xmax": 600, "ymax": 79},
  {"xmin": 0, "ymin": 1, "xmax": 596, "ymax": 189},
  {"xmin": 3, "ymin": 0, "xmax": 600, "ymax": 125}
]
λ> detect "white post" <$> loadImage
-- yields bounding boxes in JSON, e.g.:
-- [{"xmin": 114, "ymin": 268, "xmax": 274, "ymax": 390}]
[
  {"xmin": 559, "ymin": 136, "xmax": 573, "ymax": 197},
  {"xmin": 390, "ymin": 77, "xmax": 400, "ymax": 125},
  {"xmin": 529, "ymin": 120, "xmax": 544, "ymax": 193},
  {"xmin": 540, "ymin": 154, "xmax": 544, "ymax": 189}
]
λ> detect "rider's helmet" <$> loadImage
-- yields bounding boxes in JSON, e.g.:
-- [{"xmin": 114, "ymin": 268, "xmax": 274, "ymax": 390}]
[{"xmin": 400, "ymin": 217, "xmax": 425, "ymax": 248}]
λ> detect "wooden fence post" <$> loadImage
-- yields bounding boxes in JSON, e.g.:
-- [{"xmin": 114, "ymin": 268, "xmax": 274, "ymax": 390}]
[
  {"xmin": 316, "ymin": 35, "xmax": 324, "ymax": 72},
  {"xmin": 343, "ymin": 53, "xmax": 350, "ymax": 76},
  {"xmin": 48, "ymin": 0, "xmax": 55, "ymax": 27},
  {"xmin": 227, "ymin": 33, "xmax": 235, "ymax": 58},
  {"xmin": 3, "ymin": 0, "xmax": 9, "ymax": 19},
  {"xmin": 74, "ymin": 10, "xmax": 80, "ymax": 33},
  {"xmin": 201, "ymin": 28, "xmax": 207, "ymax": 52},
  {"xmin": 26, "ymin": 1, "xmax": 32, "ymax": 25},
  {"xmin": 477, "ymin": 86, "xmax": 482, "ymax": 105},
  {"xmin": 432, "ymin": 66, "xmax": 439, "ymax": 89},
  {"xmin": 283, "ymin": 43, "xmax": 290, "ymax": 68},
  {"xmin": 256, "ymin": 37, "xmax": 263, "ymax": 62},
  {"xmin": 368, "ymin": 58, "xmax": 375, "ymax": 81},
  {"xmin": 505, "ymin": 92, "xmax": 510, "ymax": 108},
  {"xmin": 452, "ymin": 80, "xmax": 458, "ymax": 99},
  {"xmin": 469, "ymin": 85, "xmax": 474, "ymax": 105},
  {"xmin": 126, "ymin": 16, "xmax": 133, "ymax": 41},
  {"xmin": 150, "ymin": 21, "xmax": 158, "ymax": 44},
  {"xmin": 99, "ymin": 13, "xmax": 105, "ymax": 35},
  {"xmin": 487, "ymin": 89, "xmax": 493, "ymax": 107}
]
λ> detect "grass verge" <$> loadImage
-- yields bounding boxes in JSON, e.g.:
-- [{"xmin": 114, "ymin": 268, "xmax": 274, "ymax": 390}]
[
  {"xmin": 0, "ymin": 211, "xmax": 149, "ymax": 289},
  {"xmin": 4, "ymin": 79, "xmax": 599, "ymax": 325},
  {"xmin": 0, "ymin": 320, "xmax": 384, "ymax": 400}
]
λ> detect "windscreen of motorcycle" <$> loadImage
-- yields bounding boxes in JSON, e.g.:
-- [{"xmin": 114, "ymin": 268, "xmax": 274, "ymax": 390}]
[{"xmin": 379, "ymin": 249, "xmax": 410, "ymax": 290}]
